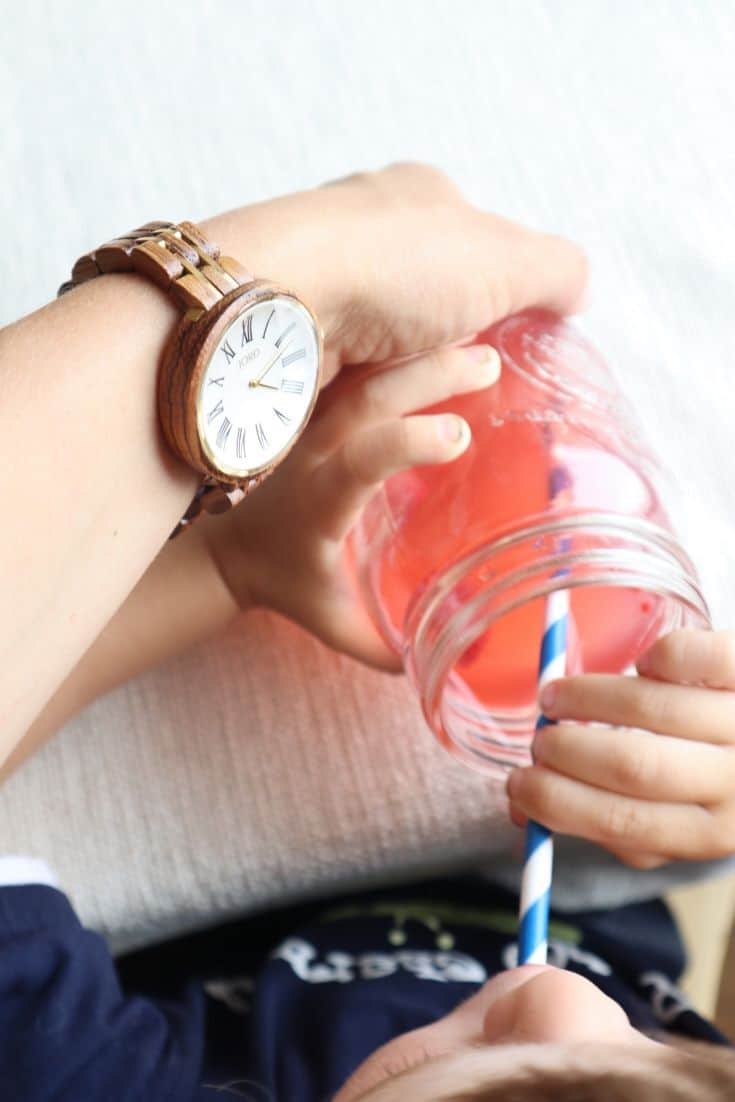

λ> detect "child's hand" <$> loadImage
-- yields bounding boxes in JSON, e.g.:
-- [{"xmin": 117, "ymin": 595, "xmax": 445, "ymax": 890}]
[
  {"xmin": 206, "ymin": 344, "xmax": 500, "ymax": 670},
  {"xmin": 506, "ymin": 629, "xmax": 735, "ymax": 867}
]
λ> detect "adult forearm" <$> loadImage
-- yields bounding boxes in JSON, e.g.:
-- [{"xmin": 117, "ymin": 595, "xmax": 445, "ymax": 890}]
[
  {"xmin": 0, "ymin": 275, "xmax": 199, "ymax": 764},
  {"xmin": 0, "ymin": 515, "xmax": 240, "ymax": 780},
  {"xmin": 0, "ymin": 194, "xmax": 333, "ymax": 769}
]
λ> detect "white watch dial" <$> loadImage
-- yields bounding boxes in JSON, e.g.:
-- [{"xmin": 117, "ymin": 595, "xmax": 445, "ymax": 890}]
[{"xmin": 197, "ymin": 295, "xmax": 320, "ymax": 477}]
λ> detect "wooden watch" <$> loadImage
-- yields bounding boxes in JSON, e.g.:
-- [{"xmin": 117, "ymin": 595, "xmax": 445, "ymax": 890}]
[{"xmin": 59, "ymin": 220, "xmax": 323, "ymax": 539}]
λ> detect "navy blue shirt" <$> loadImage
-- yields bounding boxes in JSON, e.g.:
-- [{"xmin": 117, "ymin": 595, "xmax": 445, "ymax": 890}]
[{"xmin": 0, "ymin": 875, "xmax": 729, "ymax": 1100}]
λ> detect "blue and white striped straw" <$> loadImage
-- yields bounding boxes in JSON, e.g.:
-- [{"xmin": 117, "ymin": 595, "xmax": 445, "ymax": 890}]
[
  {"xmin": 517, "ymin": 464, "xmax": 572, "ymax": 966},
  {"xmin": 517, "ymin": 587, "xmax": 569, "ymax": 964}
]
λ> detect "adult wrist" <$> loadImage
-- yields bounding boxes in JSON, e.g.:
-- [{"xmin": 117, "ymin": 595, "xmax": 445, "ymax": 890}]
[{"xmin": 58, "ymin": 208, "xmax": 329, "ymax": 542}]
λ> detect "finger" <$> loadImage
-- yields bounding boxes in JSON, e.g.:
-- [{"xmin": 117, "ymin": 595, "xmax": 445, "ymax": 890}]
[
  {"xmin": 506, "ymin": 802, "xmax": 670, "ymax": 869},
  {"xmin": 604, "ymin": 847, "xmax": 669, "ymax": 871},
  {"xmin": 311, "ymin": 413, "xmax": 471, "ymax": 540},
  {"xmin": 506, "ymin": 765, "xmax": 721, "ymax": 860},
  {"xmin": 540, "ymin": 674, "xmax": 735, "ymax": 745},
  {"xmin": 532, "ymin": 722, "xmax": 735, "ymax": 803},
  {"xmin": 307, "ymin": 343, "xmax": 500, "ymax": 457},
  {"xmin": 637, "ymin": 629, "xmax": 735, "ymax": 690},
  {"xmin": 508, "ymin": 804, "xmax": 528, "ymax": 829}
]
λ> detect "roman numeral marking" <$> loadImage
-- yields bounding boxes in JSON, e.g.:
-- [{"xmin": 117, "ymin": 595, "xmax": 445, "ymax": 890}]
[
  {"xmin": 281, "ymin": 378, "xmax": 304, "ymax": 395},
  {"xmin": 281, "ymin": 348, "xmax": 306, "ymax": 369},
  {"xmin": 207, "ymin": 399, "xmax": 224, "ymax": 423},
  {"xmin": 236, "ymin": 426, "xmax": 246, "ymax": 459},
  {"xmin": 255, "ymin": 422, "xmax": 268, "ymax": 449},
  {"xmin": 241, "ymin": 314, "xmax": 253, "ymax": 344},
  {"xmin": 216, "ymin": 416, "xmax": 232, "ymax": 450},
  {"xmin": 222, "ymin": 339, "xmax": 236, "ymax": 363},
  {"xmin": 262, "ymin": 309, "xmax": 275, "ymax": 339},
  {"xmin": 275, "ymin": 322, "xmax": 296, "ymax": 348},
  {"xmin": 273, "ymin": 407, "xmax": 291, "ymax": 425},
  {"xmin": 209, "ymin": 375, "xmax": 225, "ymax": 387}
]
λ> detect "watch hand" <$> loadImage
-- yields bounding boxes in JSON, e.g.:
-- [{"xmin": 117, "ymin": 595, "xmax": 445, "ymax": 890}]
[
  {"xmin": 249, "ymin": 349, "xmax": 280, "ymax": 387},
  {"xmin": 253, "ymin": 381, "xmax": 279, "ymax": 391},
  {"xmin": 249, "ymin": 340, "xmax": 294, "ymax": 387}
]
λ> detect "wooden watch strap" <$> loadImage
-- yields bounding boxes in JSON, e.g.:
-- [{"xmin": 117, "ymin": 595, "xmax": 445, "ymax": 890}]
[
  {"xmin": 58, "ymin": 220, "xmax": 253, "ymax": 311},
  {"xmin": 59, "ymin": 220, "xmax": 259, "ymax": 540},
  {"xmin": 174, "ymin": 472, "xmax": 267, "ymax": 534}
]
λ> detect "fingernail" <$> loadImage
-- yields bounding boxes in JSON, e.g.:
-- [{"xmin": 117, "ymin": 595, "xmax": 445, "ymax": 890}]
[
  {"xmin": 509, "ymin": 803, "xmax": 528, "ymax": 829},
  {"xmin": 539, "ymin": 682, "xmax": 558, "ymax": 714},
  {"xmin": 465, "ymin": 344, "xmax": 501, "ymax": 381},
  {"xmin": 636, "ymin": 651, "xmax": 652, "ymax": 675},
  {"xmin": 440, "ymin": 414, "xmax": 471, "ymax": 446},
  {"xmin": 506, "ymin": 769, "xmax": 522, "ymax": 800}
]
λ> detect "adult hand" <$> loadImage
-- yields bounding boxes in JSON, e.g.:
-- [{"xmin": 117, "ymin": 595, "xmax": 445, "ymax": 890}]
[
  {"xmin": 204, "ymin": 162, "xmax": 588, "ymax": 387},
  {"xmin": 204, "ymin": 163, "xmax": 587, "ymax": 666}
]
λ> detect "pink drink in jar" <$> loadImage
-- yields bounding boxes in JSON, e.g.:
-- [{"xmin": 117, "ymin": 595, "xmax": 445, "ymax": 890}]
[{"xmin": 347, "ymin": 311, "xmax": 709, "ymax": 778}]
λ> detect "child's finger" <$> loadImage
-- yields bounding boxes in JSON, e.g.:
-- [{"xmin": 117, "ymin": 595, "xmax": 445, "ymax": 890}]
[
  {"xmin": 311, "ymin": 413, "xmax": 471, "ymax": 540},
  {"xmin": 507, "ymin": 801, "xmax": 669, "ymax": 868},
  {"xmin": 532, "ymin": 722, "xmax": 735, "ymax": 803},
  {"xmin": 506, "ymin": 765, "xmax": 722, "ymax": 860},
  {"xmin": 637, "ymin": 629, "xmax": 735, "ymax": 690},
  {"xmin": 307, "ymin": 343, "xmax": 500, "ymax": 457},
  {"xmin": 539, "ymin": 674, "xmax": 735, "ymax": 745},
  {"xmin": 603, "ymin": 847, "xmax": 668, "ymax": 871}
]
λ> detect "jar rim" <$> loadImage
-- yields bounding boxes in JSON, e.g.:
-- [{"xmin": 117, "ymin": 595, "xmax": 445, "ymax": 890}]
[{"xmin": 405, "ymin": 512, "xmax": 710, "ymax": 774}]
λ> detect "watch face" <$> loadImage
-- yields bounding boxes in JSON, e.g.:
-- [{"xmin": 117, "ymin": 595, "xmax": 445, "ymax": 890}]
[{"xmin": 197, "ymin": 294, "xmax": 321, "ymax": 478}]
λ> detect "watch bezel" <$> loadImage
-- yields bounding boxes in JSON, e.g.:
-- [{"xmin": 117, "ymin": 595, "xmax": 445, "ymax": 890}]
[{"xmin": 159, "ymin": 282, "xmax": 324, "ymax": 484}]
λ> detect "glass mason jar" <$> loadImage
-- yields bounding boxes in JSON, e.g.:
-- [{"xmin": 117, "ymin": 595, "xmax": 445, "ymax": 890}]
[{"xmin": 346, "ymin": 310, "xmax": 710, "ymax": 779}]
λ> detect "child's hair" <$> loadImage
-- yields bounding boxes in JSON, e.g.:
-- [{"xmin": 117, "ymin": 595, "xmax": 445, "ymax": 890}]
[{"xmin": 358, "ymin": 1038, "xmax": 735, "ymax": 1101}]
